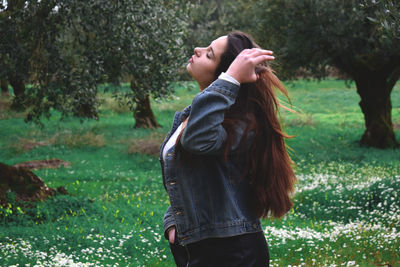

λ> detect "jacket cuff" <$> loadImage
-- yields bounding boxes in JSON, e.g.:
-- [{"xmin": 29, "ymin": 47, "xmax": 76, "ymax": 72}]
[{"xmin": 163, "ymin": 206, "xmax": 176, "ymax": 240}]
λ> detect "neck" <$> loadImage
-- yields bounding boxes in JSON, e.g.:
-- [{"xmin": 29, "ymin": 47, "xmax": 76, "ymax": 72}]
[{"xmin": 198, "ymin": 81, "xmax": 210, "ymax": 91}]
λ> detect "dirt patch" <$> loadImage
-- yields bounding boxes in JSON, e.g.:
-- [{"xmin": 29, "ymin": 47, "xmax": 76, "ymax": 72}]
[
  {"xmin": 13, "ymin": 159, "xmax": 71, "ymax": 170},
  {"xmin": 125, "ymin": 132, "xmax": 165, "ymax": 156},
  {"xmin": 285, "ymin": 113, "xmax": 315, "ymax": 127},
  {"xmin": 128, "ymin": 139, "xmax": 162, "ymax": 156},
  {"xmin": 7, "ymin": 138, "xmax": 50, "ymax": 153},
  {"xmin": 20, "ymin": 139, "xmax": 49, "ymax": 151},
  {"xmin": 9, "ymin": 131, "xmax": 106, "ymax": 153},
  {"xmin": 52, "ymin": 132, "xmax": 106, "ymax": 148},
  {"xmin": 0, "ymin": 162, "xmax": 68, "ymax": 207}
]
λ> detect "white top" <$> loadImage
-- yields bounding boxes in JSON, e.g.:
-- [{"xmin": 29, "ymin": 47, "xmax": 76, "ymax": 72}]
[
  {"xmin": 163, "ymin": 122, "xmax": 183, "ymax": 160},
  {"xmin": 162, "ymin": 73, "xmax": 239, "ymax": 160}
]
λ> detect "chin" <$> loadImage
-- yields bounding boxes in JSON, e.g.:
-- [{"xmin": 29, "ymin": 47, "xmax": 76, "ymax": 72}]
[{"xmin": 186, "ymin": 64, "xmax": 194, "ymax": 78}]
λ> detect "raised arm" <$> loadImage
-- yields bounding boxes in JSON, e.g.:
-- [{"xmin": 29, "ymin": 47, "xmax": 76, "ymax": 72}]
[
  {"xmin": 180, "ymin": 79, "xmax": 240, "ymax": 155},
  {"xmin": 180, "ymin": 48, "xmax": 274, "ymax": 155}
]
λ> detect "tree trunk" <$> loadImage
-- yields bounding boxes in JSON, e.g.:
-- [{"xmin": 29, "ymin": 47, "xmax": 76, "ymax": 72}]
[
  {"xmin": 9, "ymin": 76, "xmax": 25, "ymax": 97},
  {"xmin": 73, "ymin": 101, "xmax": 99, "ymax": 119},
  {"xmin": 131, "ymin": 81, "xmax": 159, "ymax": 129},
  {"xmin": 355, "ymin": 73, "xmax": 399, "ymax": 148},
  {"xmin": 9, "ymin": 76, "xmax": 26, "ymax": 110},
  {"xmin": 1, "ymin": 79, "xmax": 9, "ymax": 95}
]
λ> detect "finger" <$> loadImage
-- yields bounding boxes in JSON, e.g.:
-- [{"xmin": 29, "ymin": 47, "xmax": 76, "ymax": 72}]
[
  {"xmin": 239, "ymin": 48, "xmax": 253, "ymax": 55},
  {"xmin": 248, "ymin": 48, "xmax": 274, "ymax": 56},
  {"xmin": 253, "ymin": 54, "xmax": 275, "ymax": 65}
]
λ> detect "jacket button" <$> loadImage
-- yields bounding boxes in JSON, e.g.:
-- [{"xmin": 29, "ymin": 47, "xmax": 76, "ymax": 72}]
[
  {"xmin": 167, "ymin": 153, "xmax": 172, "ymax": 157},
  {"xmin": 169, "ymin": 181, "xmax": 177, "ymax": 186},
  {"xmin": 176, "ymin": 211, "xmax": 184, "ymax": 215}
]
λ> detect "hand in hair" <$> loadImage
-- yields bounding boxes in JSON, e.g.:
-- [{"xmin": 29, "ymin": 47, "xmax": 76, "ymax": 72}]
[{"xmin": 226, "ymin": 48, "xmax": 274, "ymax": 84}]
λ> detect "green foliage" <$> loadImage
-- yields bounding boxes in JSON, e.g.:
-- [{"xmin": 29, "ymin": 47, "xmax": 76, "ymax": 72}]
[
  {"xmin": 365, "ymin": 0, "xmax": 400, "ymax": 40},
  {"xmin": 183, "ymin": 0, "xmax": 252, "ymax": 58},
  {"xmin": 1, "ymin": 194, "xmax": 101, "ymax": 226},
  {"xmin": 249, "ymin": 0, "xmax": 400, "ymax": 80},
  {"xmin": 248, "ymin": 0, "xmax": 400, "ymax": 148},
  {"xmin": 114, "ymin": 0, "xmax": 189, "ymax": 107},
  {"xmin": 0, "ymin": 0, "xmax": 189, "ymax": 123},
  {"xmin": 0, "ymin": 191, "xmax": 21, "ymax": 223},
  {"xmin": 0, "ymin": 0, "xmax": 114, "ymax": 121}
]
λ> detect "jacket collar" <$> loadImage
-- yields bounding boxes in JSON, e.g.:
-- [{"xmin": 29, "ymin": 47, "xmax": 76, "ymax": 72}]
[{"xmin": 180, "ymin": 105, "xmax": 191, "ymax": 121}]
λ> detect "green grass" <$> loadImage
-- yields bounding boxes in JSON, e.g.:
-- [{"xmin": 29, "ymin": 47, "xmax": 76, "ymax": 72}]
[{"xmin": 0, "ymin": 79, "xmax": 399, "ymax": 266}]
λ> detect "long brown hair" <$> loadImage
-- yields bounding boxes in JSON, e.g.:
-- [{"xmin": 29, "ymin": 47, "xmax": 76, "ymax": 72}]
[{"xmin": 177, "ymin": 31, "xmax": 296, "ymax": 219}]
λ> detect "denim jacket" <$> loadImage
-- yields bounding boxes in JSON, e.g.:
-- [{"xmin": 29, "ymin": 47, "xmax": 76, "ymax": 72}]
[{"xmin": 160, "ymin": 79, "xmax": 262, "ymax": 246}]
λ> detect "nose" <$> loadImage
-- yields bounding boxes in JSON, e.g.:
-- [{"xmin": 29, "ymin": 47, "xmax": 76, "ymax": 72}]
[{"xmin": 194, "ymin": 47, "xmax": 201, "ymax": 57}]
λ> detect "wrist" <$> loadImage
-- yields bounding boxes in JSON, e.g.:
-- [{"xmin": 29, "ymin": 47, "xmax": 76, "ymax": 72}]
[
  {"xmin": 164, "ymin": 225, "xmax": 175, "ymax": 240},
  {"xmin": 225, "ymin": 70, "xmax": 241, "ymax": 84},
  {"xmin": 166, "ymin": 225, "xmax": 175, "ymax": 233},
  {"xmin": 218, "ymin": 72, "xmax": 240, "ymax": 86}
]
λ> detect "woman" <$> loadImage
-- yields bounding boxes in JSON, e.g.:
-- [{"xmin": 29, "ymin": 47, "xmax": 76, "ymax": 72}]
[{"xmin": 160, "ymin": 32, "xmax": 296, "ymax": 266}]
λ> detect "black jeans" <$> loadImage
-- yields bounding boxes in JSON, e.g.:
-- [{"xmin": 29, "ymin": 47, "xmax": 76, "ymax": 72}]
[{"xmin": 169, "ymin": 231, "xmax": 269, "ymax": 267}]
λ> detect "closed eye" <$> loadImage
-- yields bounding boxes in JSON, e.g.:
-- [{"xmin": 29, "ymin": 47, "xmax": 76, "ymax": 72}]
[{"xmin": 210, "ymin": 46, "xmax": 215, "ymax": 59}]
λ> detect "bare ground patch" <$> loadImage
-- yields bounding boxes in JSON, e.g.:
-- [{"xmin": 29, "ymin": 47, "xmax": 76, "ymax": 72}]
[
  {"xmin": 13, "ymin": 158, "xmax": 71, "ymax": 170},
  {"xmin": 284, "ymin": 112, "xmax": 315, "ymax": 127},
  {"xmin": 8, "ymin": 131, "xmax": 106, "ymax": 153},
  {"xmin": 8, "ymin": 138, "xmax": 50, "ymax": 153},
  {"xmin": 123, "ymin": 132, "xmax": 165, "ymax": 156},
  {"xmin": 52, "ymin": 131, "xmax": 106, "ymax": 148}
]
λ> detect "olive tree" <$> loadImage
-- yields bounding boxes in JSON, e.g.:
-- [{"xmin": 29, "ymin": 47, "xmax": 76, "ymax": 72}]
[
  {"xmin": 0, "ymin": 0, "xmax": 110, "ymax": 120},
  {"xmin": 0, "ymin": 0, "xmax": 188, "ymax": 127},
  {"xmin": 0, "ymin": 0, "xmax": 58, "ymax": 109},
  {"xmin": 250, "ymin": 0, "xmax": 400, "ymax": 148},
  {"xmin": 116, "ymin": 0, "xmax": 188, "ymax": 128}
]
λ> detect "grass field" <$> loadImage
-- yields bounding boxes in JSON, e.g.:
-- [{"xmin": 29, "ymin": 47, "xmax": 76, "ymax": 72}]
[{"xmin": 0, "ymin": 79, "xmax": 399, "ymax": 266}]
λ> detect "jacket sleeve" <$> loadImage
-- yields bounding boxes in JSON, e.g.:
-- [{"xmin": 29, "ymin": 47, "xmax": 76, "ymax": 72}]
[
  {"xmin": 163, "ymin": 205, "xmax": 175, "ymax": 240},
  {"xmin": 180, "ymin": 79, "xmax": 240, "ymax": 155}
]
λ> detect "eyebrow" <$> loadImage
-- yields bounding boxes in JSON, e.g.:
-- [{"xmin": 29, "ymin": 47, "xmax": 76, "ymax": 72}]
[{"xmin": 210, "ymin": 46, "xmax": 216, "ymax": 59}]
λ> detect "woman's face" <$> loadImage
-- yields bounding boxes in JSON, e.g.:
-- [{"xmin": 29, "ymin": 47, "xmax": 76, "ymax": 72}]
[{"xmin": 186, "ymin": 36, "xmax": 227, "ymax": 90}]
